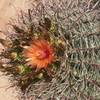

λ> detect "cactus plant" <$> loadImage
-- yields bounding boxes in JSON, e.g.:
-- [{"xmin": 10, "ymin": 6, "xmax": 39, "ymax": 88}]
[{"xmin": 0, "ymin": 0, "xmax": 100, "ymax": 99}]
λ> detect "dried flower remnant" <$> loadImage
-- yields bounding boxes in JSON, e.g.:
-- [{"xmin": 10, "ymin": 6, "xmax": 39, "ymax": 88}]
[{"xmin": 23, "ymin": 40, "xmax": 54, "ymax": 69}]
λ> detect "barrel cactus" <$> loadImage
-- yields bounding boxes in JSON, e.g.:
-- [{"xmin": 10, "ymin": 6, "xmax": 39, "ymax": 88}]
[{"xmin": 0, "ymin": 0, "xmax": 100, "ymax": 99}]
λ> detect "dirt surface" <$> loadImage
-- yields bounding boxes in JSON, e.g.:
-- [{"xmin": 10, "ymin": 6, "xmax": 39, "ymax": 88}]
[
  {"xmin": 0, "ymin": 72, "xmax": 21, "ymax": 100},
  {"xmin": 0, "ymin": 0, "xmax": 32, "ymax": 100},
  {"xmin": 0, "ymin": 0, "xmax": 30, "ymax": 30}
]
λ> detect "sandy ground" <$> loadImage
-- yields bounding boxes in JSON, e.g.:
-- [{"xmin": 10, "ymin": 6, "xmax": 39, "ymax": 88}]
[
  {"xmin": 0, "ymin": 0, "xmax": 32, "ymax": 38},
  {"xmin": 0, "ymin": 0, "xmax": 32, "ymax": 100},
  {"xmin": 0, "ymin": 0, "xmax": 30, "ymax": 30},
  {"xmin": 0, "ymin": 72, "xmax": 21, "ymax": 100}
]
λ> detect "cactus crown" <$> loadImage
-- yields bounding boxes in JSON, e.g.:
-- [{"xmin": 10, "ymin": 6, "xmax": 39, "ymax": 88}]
[{"xmin": 0, "ymin": 0, "xmax": 100, "ymax": 99}]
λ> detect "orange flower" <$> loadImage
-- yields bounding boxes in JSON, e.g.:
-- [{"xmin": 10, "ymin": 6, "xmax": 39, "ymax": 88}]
[{"xmin": 23, "ymin": 40, "xmax": 54, "ymax": 69}]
